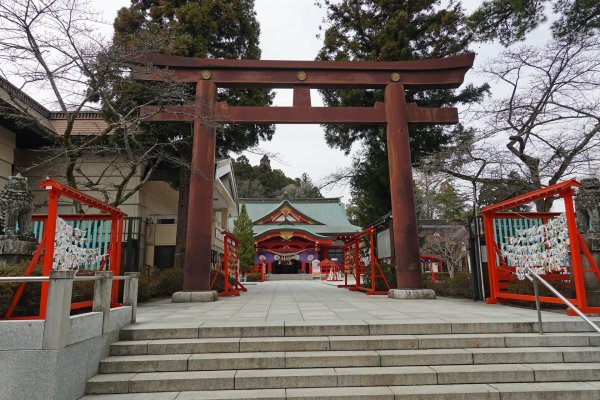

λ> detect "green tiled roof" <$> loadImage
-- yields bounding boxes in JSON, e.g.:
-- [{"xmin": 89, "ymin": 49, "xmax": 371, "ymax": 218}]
[{"xmin": 240, "ymin": 198, "xmax": 361, "ymax": 238}]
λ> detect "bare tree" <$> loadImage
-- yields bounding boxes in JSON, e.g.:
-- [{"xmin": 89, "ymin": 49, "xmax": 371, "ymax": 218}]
[
  {"xmin": 0, "ymin": 0, "xmax": 195, "ymax": 209},
  {"xmin": 422, "ymin": 227, "xmax": 469, "ymax": 278},
  {"xmin": 436, "ymin": 36, "xmax": 600, "ymax": 211}
]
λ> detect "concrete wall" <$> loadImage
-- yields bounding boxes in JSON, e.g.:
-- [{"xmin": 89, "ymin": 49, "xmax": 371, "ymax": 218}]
[{"xmin": 0, "ymin": 307, "xmax": 131, "ymax": 400}]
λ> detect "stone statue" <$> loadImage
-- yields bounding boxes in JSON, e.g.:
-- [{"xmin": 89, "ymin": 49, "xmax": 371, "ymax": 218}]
[
  {"xmin": 576, "ymin": 177, "xmax": 600, "ymax": 234},
  {"xmin": 0, "ymin": 173, "xmax": 34, "ymax": 237}
]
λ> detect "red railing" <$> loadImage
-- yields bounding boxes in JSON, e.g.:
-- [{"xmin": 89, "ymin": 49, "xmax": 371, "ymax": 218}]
[
  {"xmin": 210, "ymin": 231, "xmax": 247, "ymax": 296},
  {"xmin": 3, "ymin": 179, "xmax": 126, "ymax": 320},
  {"xmin": 342, "ymin": 227, "xmax": 390, "ymax": 295},
  {"xmin": 482, "ymin": 179, "xmax": 600, "ymax": 315}
]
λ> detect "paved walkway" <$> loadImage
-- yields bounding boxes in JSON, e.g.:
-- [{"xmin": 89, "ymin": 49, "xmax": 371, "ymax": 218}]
[{"xmin": 134, "ymin": 281, "xmax": 592, "ymax": 328}]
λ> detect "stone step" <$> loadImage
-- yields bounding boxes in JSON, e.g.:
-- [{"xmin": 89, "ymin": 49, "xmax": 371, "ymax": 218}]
[
  {"xmin": 110, "ymin": 332, "xmax": 598, "ymax": 356},
  {"xmin": 86, "ymin": 363, "xmax": 600, "ymax": 394},
  {"xmin": 79, "ymin": 382, "xmax": 600, "ymax": 400},
  {"xmin": 99, "ymin": 347, "xmax": 600, "ymax": 373},
  {"xmin": 118, "ymin": 320, "xmax": 599, "ymax": 340}
]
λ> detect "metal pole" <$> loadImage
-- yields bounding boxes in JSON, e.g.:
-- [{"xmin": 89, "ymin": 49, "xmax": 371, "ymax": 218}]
[
  {"xmin": 527, "ymin": 267, "xmax": 600, "ymax": 333},
  {"xmin": 532, "ymin": 277, "xmax": 543, "ymax": 334}
]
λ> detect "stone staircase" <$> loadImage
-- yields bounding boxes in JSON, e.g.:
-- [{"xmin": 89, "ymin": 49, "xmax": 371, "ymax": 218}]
[{"xmin": 84, "ymin": 320, "xmax": 600, "ymax": 399}]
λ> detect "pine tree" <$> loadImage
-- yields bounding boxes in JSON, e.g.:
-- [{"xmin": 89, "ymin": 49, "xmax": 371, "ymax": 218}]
[
  {"xmin": 233, "ymin": 205, "xmax": 255, "ymax": 272},
  {"xmin": 316, "ymin": 0, "xmax": 488, "ymax": 224},
  {"xmin": 113, "ymin": 0, "xmax": 273, "ymax": 268}
]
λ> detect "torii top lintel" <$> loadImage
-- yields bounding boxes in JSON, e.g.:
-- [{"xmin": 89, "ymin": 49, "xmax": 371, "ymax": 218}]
[{"xmin": 134, "ymin": 53, "xmax": 475, "ymax": 89}]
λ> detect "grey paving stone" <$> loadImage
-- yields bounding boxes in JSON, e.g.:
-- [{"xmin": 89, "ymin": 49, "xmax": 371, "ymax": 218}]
[
  {"xmin": 99, "ymin": 354, "xmax": 190, "ymax": 373},
  {"xmin": 234, "ymin": 368, "xmax": 337, "ymax": 389},
  {"xmin": 286, "ymin": 386, "xmax": 394, "ymax": 399},
  {"xmin": 468, "ymin": 347, "xmax": 564, "ymax": 364},
  {"xmin": 418, "ymin": 334, "xmax": 506, "ymax": 349},
  {"xmin": 451, "ymin": 322, "xmax": 533, "ymax": 334},
  {"xmin": 504, "ymin": 333, "xmax": 593, "ymax": 347},
  {"xmin": 146, "ymin": 338, "xmax": 240, "ymax": 354},
  {"xmin": 525, "ymin": 363, "xmax": 600, "ymax": 381},
  {"xmin": 86, "ymin": 373, "xmax": 136, "ymax": 395},
  {"xmin": 389, "ymin": 384, "xmax": 500, "ymax": 399},
  {"xmin": 378, "ymin": 348, "xmax": 473, "ymax": 366},
  {"xmin": 128, "ymin": 370, "xmax": 235, "ymax": 392},
  {"xmin": 490, "ymin": 381, "xmax": 600, "ymax": 400},
  {"xmin": 432, "ymin": 364, "xmax": 535, "ymax": 384},
  {"xmin": 80, "ymin": 393, "xmax": 179, "ymax": 400},
  {"xmin": 335, "ymin": 366, "xmax": 437, "ymax": 387},
  {"xmin": 285, "ymin": 321, "xmax": 369, "ymax": 336},
  {"xmin": 198, "ymin": 322, "xmax": 284, "ymax": 338},
  {"xmin": 175, "ymin": 389, "xmax": 286, "ymax": 399},
  {"xmin": 110, "ymin": 341, "xmax": 150, "ymax": 356},
  {"xmin": 329, "ymin": 335, "xmax": 418, "ymax": 351},
  {"xmin": 120, "ymin": 327, "xmax": 199, "ymax": 341},
  {"xmin": 188, "ymin": 352, "xmax": 285, "ymax": 370},
  {"xmin": 366, "ymin": 320, "xmax": 452, "ymax": 335},
  {"xmin": 239, "ymin": 336, "xmax": 330, "ymax": 352},
  {"xmin": 561, "ymin": 347, "xmax": 600, "ymax": 362},
  {"xmin": 285, "ymin": 350, "xmax": 380, "ymax": 368}
]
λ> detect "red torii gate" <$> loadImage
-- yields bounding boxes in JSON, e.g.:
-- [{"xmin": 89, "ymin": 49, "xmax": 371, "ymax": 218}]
[{"xmin": 135, "ymin": 53, "xmax": 475, "ymax": 293}]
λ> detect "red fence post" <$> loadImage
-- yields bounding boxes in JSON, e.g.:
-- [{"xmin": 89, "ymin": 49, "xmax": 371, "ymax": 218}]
[
  {"xmin": 563, "ymin": 189, "xmax": 587, "ymax": 310},
  {"xmin": 39, "ymin": 189, "xmax": 60, "ymax": 319},
  {"xmin": 483, "ymin": 212, "xmax": 498, "ymax": 304}
]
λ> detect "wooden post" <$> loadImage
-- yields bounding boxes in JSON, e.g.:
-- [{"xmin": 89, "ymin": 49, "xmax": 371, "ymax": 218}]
[
  {"xmin": 183, "ymin": 80, "xmax": 217, "ymax": 291},
  {"xmin": 385, "ymin": 83, "xmax": 423, "ymax": 289}
]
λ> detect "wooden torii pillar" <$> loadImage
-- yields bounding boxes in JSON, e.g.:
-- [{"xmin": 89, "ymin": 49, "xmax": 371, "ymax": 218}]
[{"xmin": 136, "ymin": 53, "xmax": 475, "ymax": 293}]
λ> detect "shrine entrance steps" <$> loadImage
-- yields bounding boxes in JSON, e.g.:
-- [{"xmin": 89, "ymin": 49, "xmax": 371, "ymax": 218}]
[{"xmin": 84, "ymin": 320, "xmax": 600, "ymax": 399}]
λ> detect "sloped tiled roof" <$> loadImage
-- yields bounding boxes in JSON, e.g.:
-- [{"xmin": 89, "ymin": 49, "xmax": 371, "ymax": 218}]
[{"xmin": 240, "ymin": 198, "xmax": 361, "ymax": 238}]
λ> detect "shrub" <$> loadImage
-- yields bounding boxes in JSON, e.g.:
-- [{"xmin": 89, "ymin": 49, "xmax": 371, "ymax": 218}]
[
  {"xmin": 244, "ymin": 272, "xmax": 262, "ymax": 282},
  {"xmin": 361, "ymin": 262, "xmax": 397, "ymax": 291},
  {"xmin": 0, "ymin": 262, "xmax": 42, "ymax": 317},
  {"xmin": 424, "ymin": 272, "xmax": 472, "ymax": 298},
  {"xmin": 137, "ymin": 268, "xmax": 184, "ymax": 302},
  {"xmin": 0, "ymin": 262, "xmax": 95, "ymax": 317}
]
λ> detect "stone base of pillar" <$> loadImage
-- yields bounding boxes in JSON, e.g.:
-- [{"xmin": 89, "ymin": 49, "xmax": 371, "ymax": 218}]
[
  {"xmin": 388, "ymin": 288, "xmax": 436, "ymax": 300},
  {"xmin": 172, "ymin": 290, "xmax": 218, "ymax": 303},
  {"xmin": 0, "ymin": 235, "xmax": 37, "ymax": 267}
]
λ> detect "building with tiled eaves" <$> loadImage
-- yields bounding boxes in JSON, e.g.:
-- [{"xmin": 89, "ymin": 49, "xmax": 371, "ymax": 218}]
[{"xmin": 241, "ymin": 198, "xmax": 361, "ymax": 274}]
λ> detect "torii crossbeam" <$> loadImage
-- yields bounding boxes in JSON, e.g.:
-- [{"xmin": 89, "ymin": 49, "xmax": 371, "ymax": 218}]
[{"xmin": 136, "ymin": 53, "xmax": 475, "ymax": 292}]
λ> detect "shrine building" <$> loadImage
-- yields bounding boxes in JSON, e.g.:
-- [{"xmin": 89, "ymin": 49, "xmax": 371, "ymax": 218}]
[{"xmin": 241, "ymin": 198, "xmax": 361, "ymax": 275}]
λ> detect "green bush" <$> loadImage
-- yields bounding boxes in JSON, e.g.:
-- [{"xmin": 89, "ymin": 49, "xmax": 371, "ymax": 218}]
[
  {"xmin": 209, "ymin": 269, "xmax": 236, "ymax": 292},
  {"xmin": 424, "ymin": 272, "xmax": 472, "ymax": 298},
  {"xmin": 0, "ymin": 262, "xmax": 42, "ymax": 317},
  {"xmin": 137, "ymin": 268, "xmax": 184, "ymax": 302},
  {"xmin": 244, "ymin": 272, "xmax": 263, "ymax": 282},
  {"xmin": 0, "ymin": 262, "xmax": 95, "ymax": 317},
  {"xmin": 362, "ymin": 262, "xmax": 397, "ymax": 291}
]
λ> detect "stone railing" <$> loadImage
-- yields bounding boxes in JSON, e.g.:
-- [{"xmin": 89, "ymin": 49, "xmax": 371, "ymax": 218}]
[{"xmin": 0, "ymin": 272, "xmax": 139, "ymax": 400}]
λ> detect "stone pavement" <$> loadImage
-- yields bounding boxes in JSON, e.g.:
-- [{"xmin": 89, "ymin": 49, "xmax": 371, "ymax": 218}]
[{"xmin": 134, "ymin": 280, "xmax": 594, "ymax": 327}]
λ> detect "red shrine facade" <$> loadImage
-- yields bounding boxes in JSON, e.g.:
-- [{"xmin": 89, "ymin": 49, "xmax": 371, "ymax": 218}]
[{"xmin": 242, "ymin": 198, "xmax": 361, "ymax": 274}]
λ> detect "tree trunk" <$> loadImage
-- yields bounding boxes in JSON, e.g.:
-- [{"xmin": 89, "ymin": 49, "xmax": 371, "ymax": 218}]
[{"xmin": 174, "ymin": 164, "xmax": 191, "ymax": 270}]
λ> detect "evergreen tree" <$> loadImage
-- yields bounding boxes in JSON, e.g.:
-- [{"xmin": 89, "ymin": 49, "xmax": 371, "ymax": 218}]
[
  {"xmin": 232, "ymin": 156, "xmax": 323, "ymax": 199},
  {"xmin": 113, "ymin": 0, "xmax": 273, "ymax": 268},
  {"xmin": 233, "ymin": 204, "xmax": 255, "ymax": 272},
  {"xmin": 468, "ymin": 0, "xmax": 600, "ymax": 45},
  {"xmin": 316, "ymin": 0, "xmax": 489, "ymax": 225}
]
